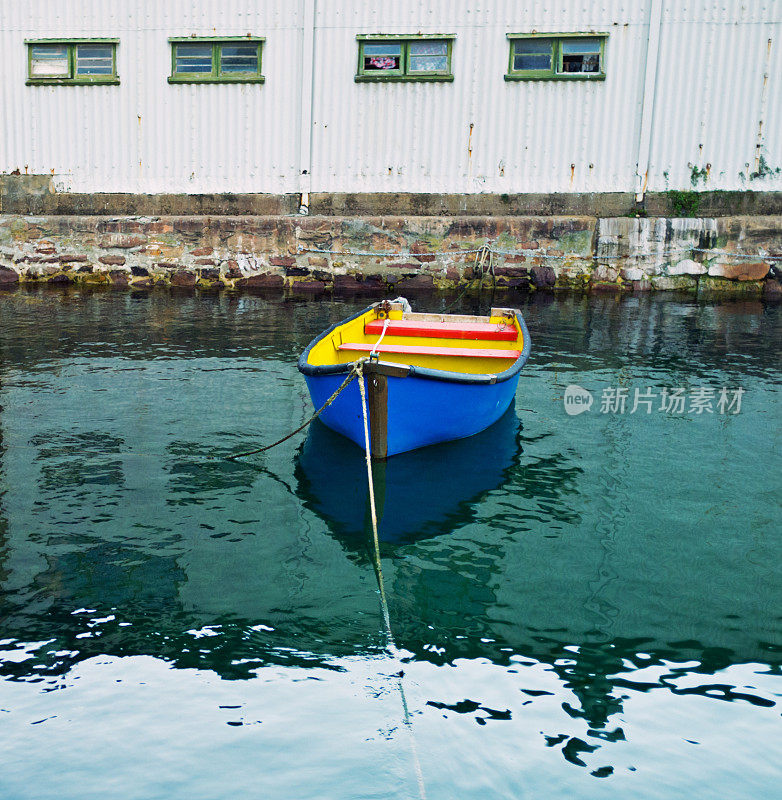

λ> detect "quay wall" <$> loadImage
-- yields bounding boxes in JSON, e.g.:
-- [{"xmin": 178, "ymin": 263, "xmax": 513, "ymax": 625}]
[{"xmin": 0, "ymin": 214, "xmax": 780, "ymax": 298}]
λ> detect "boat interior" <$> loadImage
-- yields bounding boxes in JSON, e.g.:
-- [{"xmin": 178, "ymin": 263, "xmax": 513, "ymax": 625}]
[{"xmin": 306, "ymin": 302, "xmax": 524, "ymax": 374}]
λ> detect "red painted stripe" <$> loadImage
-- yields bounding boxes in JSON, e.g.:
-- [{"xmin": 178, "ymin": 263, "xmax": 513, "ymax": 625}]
[
  {"xmin": 339, "ymin": 343, "xmax": 521, "ymax": 359},
  {"xmin": 365, "ymin": 319, "xmax": 518, "ymax": 341}
]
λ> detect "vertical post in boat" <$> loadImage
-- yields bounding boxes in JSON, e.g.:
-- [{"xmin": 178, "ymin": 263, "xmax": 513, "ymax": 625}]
[{"xmin": 367, "ymin": 372, "xmax": 388, "ymax": 460}]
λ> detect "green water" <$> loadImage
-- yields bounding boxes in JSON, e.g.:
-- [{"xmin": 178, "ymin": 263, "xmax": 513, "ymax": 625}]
[{"xmin": 0, "ymin": 289, "xmax": 779, "ymax": 799}]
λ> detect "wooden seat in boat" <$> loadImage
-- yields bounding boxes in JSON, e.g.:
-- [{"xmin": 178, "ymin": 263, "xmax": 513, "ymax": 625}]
[
  {"xmin": 338, "ymin": 342, "xmax": 521, "ymax": 359},
  {"xmin": 364, "ymin": 318, "xmax": 518, "ymax": 341}
]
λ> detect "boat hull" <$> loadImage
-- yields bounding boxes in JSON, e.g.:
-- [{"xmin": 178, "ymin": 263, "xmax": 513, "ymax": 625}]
[{"xmin": 304, "ymin": 369, "xmax": 521, "ymax": 457}]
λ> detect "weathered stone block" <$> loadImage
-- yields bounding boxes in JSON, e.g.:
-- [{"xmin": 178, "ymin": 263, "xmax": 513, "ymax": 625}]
[
  {"xmin": 650, "ymin": 275, "xmax": 697, "ymax": 291},
  {"xmin": 195, "ymin": 258, "xmax": 218, "ymax": 266},
  {"xmin": 0, "ymin": 266, "xmax": 19, "ymax": 284},
  {"xmin": 669, "ymin": 258, "xmax": 706, "ymax": 276},
  {"xmin": 222, "ymin": 260, "xmax": 242, "ymax": 279},
  {"xmin": 332, "ymin": 274, "xmax": 368, "ymax": 293},
  {"xmin": 291, "ymin": 280, "xmax": 326, "ymax": 293},
  {"xmin": 698, "ymin": 276, "xmax": 763, "ymax": 295},
  {"xmin": 308, "ymin": 256, "xmax": 328, "ymax": 267},
  {"xmin": 494, "ymin": 265, "xmax": 530, "ymax": 278},
  {"xmin": 285, "ymin": 266, "xmax": 310, "ymax": 276},
  {"xmin": 172, "ymin": 219, "xmax": 206, "ymax": 234},
  {"xmin": 109, "ymin": 270, "xmax": 130, "ymax": 286},
  {"xmin": 47, "ymin": 273, "xmax": 73, "ymax": 285},
  {"xmin": 594, "ymin": 264, "xmax": 620, "ymax": 282},
  {"xmin": 235, "ymin": 273, "xmax": 284, "ymax": 288},
  {"xmin": 495, "ymin": 276, "xmax": 531, "ymax": 289},
  {"xmin": 170, "ymin": 270, "xmax": 196, "ymax": 287},
  {"xmin": 707, "ymin": 261, "xmax": 770, "ymax": 281},
  {"xmin": 621, "ymin": 267, "xmax": 646, "ymax": 281},
  {"xmin": 131, "ymin": 266, "xmax": 150, "ymax": 277},
  {"xmin": 99, "ymin": 254, "xmax": 127, "ymax": 266},
  {"xmin": 99, "ymin": 233, "xmax": 147, "ymax": 249},
  {"xmin": 269, "ymin": 256, "xmax": 295, "ymax": 267},
  {"xmin": 198, "ymin": 267, "xmax": 220, "ymax": 280},
  {"xmin": 386, "ymin": 262, "xmax": 418, "ymax": 270},
  {"xmin": 58, "ymin": 254, "xmax": 88, "ymax": 263},
  {"xmin": 395, "ymin": 274, "xmax": 434, "ymax": 291},
  {"xmin": 762, "ymin": 278, "xmax": 781, "ymax": 298},
  {"xmin": 147, "ymin": 221, "xmax": 174, "ymax": 234},
  {"xmin": 191, "ymin": 246, "xmax": 213, "ymax": 256},
  {"xmin": 530, "ymin": 264, "xmax": 556, "ymax": 287}
]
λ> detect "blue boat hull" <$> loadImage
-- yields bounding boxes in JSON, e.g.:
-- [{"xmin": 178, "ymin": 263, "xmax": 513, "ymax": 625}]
[{"xmin": 304, "ymin": 370, "xmax": 521, "ymax": 457}]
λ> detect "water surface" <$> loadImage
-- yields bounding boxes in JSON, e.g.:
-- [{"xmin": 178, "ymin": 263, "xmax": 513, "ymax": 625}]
[{"xmin": 0, "ymin": 288, "xmax": 780, "ymax": 799}]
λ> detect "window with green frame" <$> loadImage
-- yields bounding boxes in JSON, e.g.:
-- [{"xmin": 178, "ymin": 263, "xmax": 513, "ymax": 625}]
[
  {"xmin": 168, "ymin": 38, "xmax": 264, "ymax": 83},
  {"xmin": 505, "ymin": 34, "xmax": 607, "ymax": 81},
  {"xmin": 26, "ymin": 39, "xmax": 119, "ymax": 85},
  {"xmin": 356, "ymin": 35, "xmax": 454, "ymax": 82}
]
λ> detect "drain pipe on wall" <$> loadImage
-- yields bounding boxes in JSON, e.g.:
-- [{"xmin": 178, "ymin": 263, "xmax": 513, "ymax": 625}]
[
  {"xmin": 298, "ymin": 0, "xmax": 317, "ymax": 215},
  {"xmin": 634, "ymin": 0, "xmax": 663, "ymax": 204}
]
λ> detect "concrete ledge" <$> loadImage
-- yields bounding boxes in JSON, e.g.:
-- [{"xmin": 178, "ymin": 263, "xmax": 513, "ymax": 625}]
[{"xmin": 2, "ymin": 175, "xmax": 781, "ymax": 217}]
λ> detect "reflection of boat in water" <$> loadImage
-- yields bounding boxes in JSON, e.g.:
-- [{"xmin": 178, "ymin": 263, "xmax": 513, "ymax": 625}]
[{"xmin": 296, "ymin": 404, "xmax": 522, "ymax": 544}]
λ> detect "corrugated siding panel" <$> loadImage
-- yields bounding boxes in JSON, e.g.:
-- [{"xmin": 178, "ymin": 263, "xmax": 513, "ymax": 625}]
[
  {"xmin": 0, "ymin": 0, "xmax": 779, "ymax": 194},
  {"xmin": 0, "ymin": 0, "xmax": 301, "ymax": 193},
  {"xmin": 310, "ymin": 0, "xmax": 651, "ymax": 193},
  {"xmin": 646, "ymin": 0, "xmax": 782, "ymax": 190}
]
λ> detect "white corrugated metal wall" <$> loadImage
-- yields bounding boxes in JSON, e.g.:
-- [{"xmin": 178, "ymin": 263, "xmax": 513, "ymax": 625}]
[{"xmin": 0, "ymin": 0, "xmax": 779, "ymax": 195}]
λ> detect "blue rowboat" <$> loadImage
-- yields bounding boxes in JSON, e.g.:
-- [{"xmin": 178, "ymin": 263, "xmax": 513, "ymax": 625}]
[{"xmin": 297, "ymin": 300, "xmax": 531, "ymax": 458}]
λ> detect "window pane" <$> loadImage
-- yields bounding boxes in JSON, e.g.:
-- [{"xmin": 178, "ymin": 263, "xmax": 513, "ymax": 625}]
[
  {"xmin": 561, "ymin": 53, "xmax": 600, "ymax": 72},
  {"xmin": 561, "ymin": 38, "xmax": 601, "ymax": 54},
  {"xmin": 175, "ymin": 43, "xmax": 213, "ymax": 73},
  {"xmin": 362, "ymin": 42, "xmax": 401, "ymax": 71},
  {"xmin": 363, "ymin": 43, "xmax": 402, "ymax": 57},
  {"xmin": 76, "ymin": 44, "xmax": 113, "ymax": 75},
  {"xmin": 408, "ymin": 40, "xmax": 448, "ymax": 72},
  {"xmin": 514, "ymin": 53, "xmax": 551, "ymax": 70},
  {"xmin": 560, "ymin": 38, "xmax": 601, "ymax": 73},
  {"xmin": 219, "ymin": 43, "xmax": 258, "ymax": 74},
  {"xmin": 30, "ymin": 44, "xmax": 69, "ymax": 77},
  {"xmin": 512, "ymin": 38, "xmax": 553, "ymax": 71},
  {"xmin": 409, "ymin": 55, "xmax": 448, "ymax": 72},
  {"xmin": 409, "ymin": 40, "xmax": 447, "ymax": 57}
]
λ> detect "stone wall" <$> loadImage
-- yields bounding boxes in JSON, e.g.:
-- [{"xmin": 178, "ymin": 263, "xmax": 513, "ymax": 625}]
[{"xmin": 0, "ymin": 214, "xmax": 780, "ymax": 298}]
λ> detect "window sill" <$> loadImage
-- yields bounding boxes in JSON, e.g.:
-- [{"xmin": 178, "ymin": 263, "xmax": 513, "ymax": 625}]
[
  {"xmin": 26, "ymin": 78, "xmax": 120, "ymax": 86},
  {"xmin": 355, "ymin": 74, "xmax": 454, "ymax": 83},
  {"xmin": 167, "ymin": 76, "xmax": 265, "ymax": 84},
  {"xmin": 504, "ymin": 72, "xmax": 605, "ymax": 82}
]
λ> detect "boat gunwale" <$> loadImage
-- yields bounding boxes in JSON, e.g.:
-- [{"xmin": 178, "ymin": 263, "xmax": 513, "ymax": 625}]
[{"xmin": 297, "ymin": 303, "xmax": 532, "ymax": 385}]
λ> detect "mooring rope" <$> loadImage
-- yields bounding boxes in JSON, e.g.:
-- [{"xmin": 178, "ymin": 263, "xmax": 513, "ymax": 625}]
[
  {"xmin": 226, "ymin": 362, "xmax": 364, "ymax": 461},
  {"xmin": 356, "ymin": 363, "xmax": 427, "ymax": 800}
]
